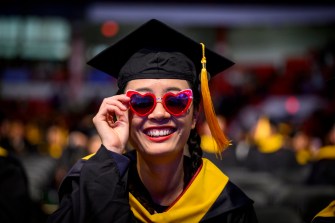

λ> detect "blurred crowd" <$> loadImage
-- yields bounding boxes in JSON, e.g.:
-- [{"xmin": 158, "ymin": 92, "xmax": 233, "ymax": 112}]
[
  {"xmin": 200, "ymin": 112, "xmax": 335, "ymax": 223},
  {"xmin": 0, "ymin": 112, "xmax": 101, "ymax": 222}
]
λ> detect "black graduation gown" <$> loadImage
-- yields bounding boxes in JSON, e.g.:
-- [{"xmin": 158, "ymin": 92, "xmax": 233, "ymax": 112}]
[
  {"xmin": 0, "ymin": 148, "xmax": 32, "ymax": 223},
  {"xmin": 48, "ymin": 146, "xmax": 258, "ymax": 223}
]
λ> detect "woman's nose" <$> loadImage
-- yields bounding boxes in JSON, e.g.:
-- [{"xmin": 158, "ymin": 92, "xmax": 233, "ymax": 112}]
[{"xmin": 148, "ymin": 101, "xmax": 170, "ymax": 120}]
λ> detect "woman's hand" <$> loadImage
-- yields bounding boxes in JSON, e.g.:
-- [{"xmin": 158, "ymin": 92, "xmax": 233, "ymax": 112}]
[{"xmin": 92, "ymin": 94, "xmax": 130, "ymax": 154}]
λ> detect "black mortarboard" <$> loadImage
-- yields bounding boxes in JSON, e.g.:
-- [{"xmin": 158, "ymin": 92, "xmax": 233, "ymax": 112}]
[{"xmin": 87, "ymin": 19, "xmax": 234, "ymax": 90}]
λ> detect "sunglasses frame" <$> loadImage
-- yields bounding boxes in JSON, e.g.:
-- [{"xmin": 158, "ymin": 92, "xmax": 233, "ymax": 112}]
[{"xmin": 126, "ymin": 89, "xmax": 193, "ymax": 117}]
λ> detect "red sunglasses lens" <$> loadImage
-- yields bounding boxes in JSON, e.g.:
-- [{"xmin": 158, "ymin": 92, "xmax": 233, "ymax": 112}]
[
  {"xmin": 129, "ymin": 94, "xmax": 155, "ymax": 115},
  {"xmin": 164, "ymin": 93, "xmax": 190, "ymax": 115}
]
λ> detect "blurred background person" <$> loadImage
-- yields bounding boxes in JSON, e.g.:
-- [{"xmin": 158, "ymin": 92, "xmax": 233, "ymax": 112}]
[
  {"xmin": 307, "ymin": 122, "xmax": 335, "ymax": 185},
  {"xmin": 199, "ymin": 114, "xmax": 239, "ymax": 171},
  {"xmin": 0, "ymin": 145, "xmax": 33, "ymax": 223}
]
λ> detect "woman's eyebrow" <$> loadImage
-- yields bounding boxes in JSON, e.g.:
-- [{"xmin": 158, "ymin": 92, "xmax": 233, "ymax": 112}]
[
  {"xmin": 165, "ymin": 87, "xmax": 182, "ymax": 92},
  {"xmin": 133, "ymin": 87, "xmax": 152, "ymax": 92}
]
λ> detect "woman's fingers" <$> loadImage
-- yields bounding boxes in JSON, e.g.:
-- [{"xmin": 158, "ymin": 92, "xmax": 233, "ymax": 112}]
[
  {"xmin": 95, "ymin": 95, "xmax": 129, "ymax": 120},
  {"xmin": 92, "ymin": 94, "xmax": 130, "ymax": 153}
]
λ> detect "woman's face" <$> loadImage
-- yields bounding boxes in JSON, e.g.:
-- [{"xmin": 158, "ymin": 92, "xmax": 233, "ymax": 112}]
[{"xmin": 125, "ymin": 79, "xmax": 197, "ymax": 159}]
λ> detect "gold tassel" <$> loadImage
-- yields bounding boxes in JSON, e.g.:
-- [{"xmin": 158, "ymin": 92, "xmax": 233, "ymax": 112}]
[{"xmin": 200, "ymin": 43, "xmax": 230, "ymax": 155}]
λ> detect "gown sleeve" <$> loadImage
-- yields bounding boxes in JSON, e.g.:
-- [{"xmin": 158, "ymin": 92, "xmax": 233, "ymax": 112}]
[
  {"xmin": 201, "ymin": 181, "xmax": 259, "ymax": 223},
  {"xmin": 48, "ymin": 146, "xmax": 138, "ymax": 223},
  {"xmin": 222, "ymin": 182, "xmax": 259, "ymax": 223}
]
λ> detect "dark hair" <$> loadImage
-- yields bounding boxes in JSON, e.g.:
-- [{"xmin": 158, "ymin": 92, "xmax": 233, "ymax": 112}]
[
  {"xmin": 187, "ymin": 80, "xmax": 203, "ymax": 171},
  {"xmin": 187, "ymin": 128, "xmax": 203, "ymax": 171}
]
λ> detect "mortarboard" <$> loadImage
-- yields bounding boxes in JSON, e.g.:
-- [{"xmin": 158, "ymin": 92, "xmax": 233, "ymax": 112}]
[
  {"xmin": 87, "ymin": 19, "xmax": 234, "ymax": 90},
  {"xmin": 87, "ymin": 19, "xmax": 233, "ymax": 154}
]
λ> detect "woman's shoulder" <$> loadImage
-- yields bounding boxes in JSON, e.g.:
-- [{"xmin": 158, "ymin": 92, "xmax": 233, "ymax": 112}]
[
  {"xmin": 198, "ymin": 159, "xmax": 257, "ymax": 222},
  {"xmin": 201, "ymin": 158, "xmax": 255, "ymax": 210},
  {"xmin": 58, "ymin": 146, "xmax": 132, "ymax": 199}
]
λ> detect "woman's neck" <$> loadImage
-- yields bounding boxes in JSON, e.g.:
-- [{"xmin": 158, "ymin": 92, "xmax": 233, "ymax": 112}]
[{"xmin": 136, "ymin": 153, "xmax": 185, "ymax": 206}]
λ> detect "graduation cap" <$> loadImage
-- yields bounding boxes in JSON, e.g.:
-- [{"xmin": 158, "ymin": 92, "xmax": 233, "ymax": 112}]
[
  {"xmin": 88, "ymin": 19, "xmax": 233, "ymax": 89},
  {"xmin": 88, "ymin": 19, "xmax": 233, "ymax": 153}
]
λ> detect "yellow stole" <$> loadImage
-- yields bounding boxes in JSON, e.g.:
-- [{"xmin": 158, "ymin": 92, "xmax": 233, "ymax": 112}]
[
  {"xmin": 0, "ymin": 146, "xmax": 8, "ymax": 157},
  {"xmin": 313, "ymin": 200, "xmax": 335, "ymax": 220},
  {"xmin": 129, "ymin": 158, "xmax": 229, "ymax": 223},
  {"xmin": 316, "ymin": 146, "xmax": 335, "ymax": 160}
]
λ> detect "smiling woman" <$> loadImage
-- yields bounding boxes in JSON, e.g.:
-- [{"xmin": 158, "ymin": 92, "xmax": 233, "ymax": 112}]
[{"xmin": 48, "ymin": 19, "xmax": 258, "ymax": 223}]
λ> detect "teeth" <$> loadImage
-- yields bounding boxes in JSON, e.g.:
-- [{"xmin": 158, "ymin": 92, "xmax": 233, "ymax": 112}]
[{"xmin": 146, "ymin": 128, "xmax": 173, "ymax": 137}]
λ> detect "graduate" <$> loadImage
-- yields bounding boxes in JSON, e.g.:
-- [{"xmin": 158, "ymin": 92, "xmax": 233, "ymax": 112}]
[
  {"xmin": 0, "ymin": 146, "xmax": 32, "ymax": 223},
  {"xmin": 49, "ymin": 19, "xmax": 258, "ymax": 223}
]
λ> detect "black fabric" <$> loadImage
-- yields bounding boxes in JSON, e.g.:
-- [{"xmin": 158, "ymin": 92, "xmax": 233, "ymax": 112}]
[
  {"xmin": 0, "ymin": 152, "xmax": 32, "ymax": 223},
  {"xmin": 200, "ymin": 181, "xmax": 258, "ymax": 223},
  {"xmin": 255, "ymin": 206, "xmax": 302, "ymax": 223},
  {"xmin": 312, "ymin": 216, "xmax": 335, "ymax": 223},
  {"xmin": 49, "ymin": 146, "xmax": 258, "ymax": 223},
  {"xmin": 307, "ymin": 159, "xmax": 335, "ymax": 185},
  {"xmin": 203, "ymin": 146, "xmax": 239, "ymax": 171},
  {"xmin": 49, "ymin": 147, "xmax": 136, "ymax": 223},
  {"xmin": 119, "ymin": 49, "xmax": 196, "ymax": 87},
  {"xmin": 244, "ymin": 146, "xmax": 299, "ymax": 175},
  {"xmin": 87, "ymin": 19, "xmax": 234, "ymax": 90},
  {"xmin": 202, "ymin": 204, "xmax": 258, "ymax": 223}
]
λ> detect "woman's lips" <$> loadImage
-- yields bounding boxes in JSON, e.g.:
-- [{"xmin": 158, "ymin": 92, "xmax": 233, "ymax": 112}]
[{"xmin": 144, "ymin": 127, "xmax": 176, "ymax": 142}]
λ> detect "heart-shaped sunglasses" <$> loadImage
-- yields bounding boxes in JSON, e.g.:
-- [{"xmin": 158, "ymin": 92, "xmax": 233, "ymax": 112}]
[{"xmin": 126, "ymin": 89, "xmax": 193, "ymax": 116}]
